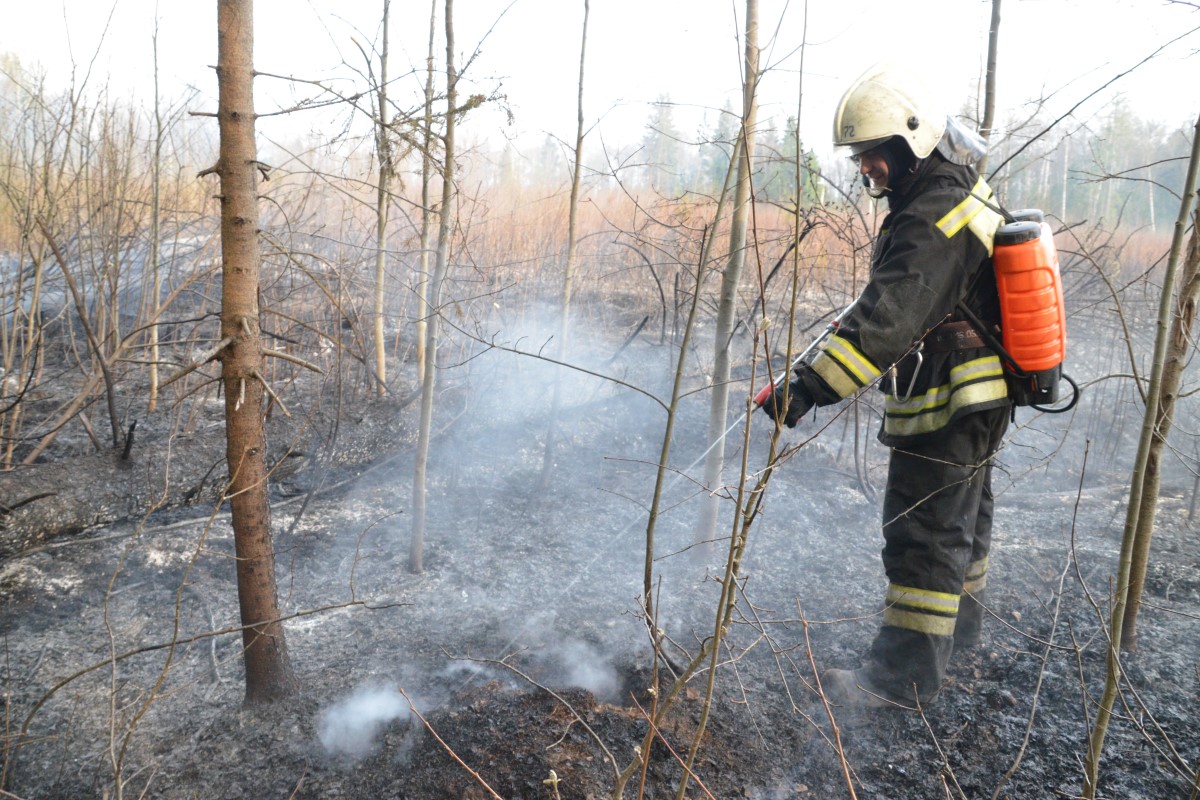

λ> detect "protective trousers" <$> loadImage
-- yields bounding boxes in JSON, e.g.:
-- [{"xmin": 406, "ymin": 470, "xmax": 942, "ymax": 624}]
[{"xmin": 862, "ymin": 405, "xmax": 1009, "ymax": 703}]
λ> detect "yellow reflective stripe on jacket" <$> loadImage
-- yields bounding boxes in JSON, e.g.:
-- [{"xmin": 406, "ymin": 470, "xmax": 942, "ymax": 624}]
[
  {"xmin": 936, "ymin": 176, "xmax": 992, "ymax": 238},
  {"xmin": 884, "ymin": 355, "xmax": 1008, "ymax": 438},
  {"xmin": 963, "ymin": 556, "xmax": 989, "ymax": 595},
  {"xmin": 883, "ymin": 583, "xmax": 959, "ymax": 637},
  {"xmin": 809, "ymin": 334, "xmax": 883, "ymax": 399},
  {"xmin": 935, "ymin": 176, "xmax": 1004, "ymax": 254}
]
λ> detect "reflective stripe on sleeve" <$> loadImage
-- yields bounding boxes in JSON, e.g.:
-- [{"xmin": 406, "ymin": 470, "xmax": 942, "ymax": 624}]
[
  {"xmin": 883, "ymin": 583, "xmax": 960, "ymax": 637},
  {"xmin": 809, "ymin": 334, "xmax": 883, "ymax": 399}
]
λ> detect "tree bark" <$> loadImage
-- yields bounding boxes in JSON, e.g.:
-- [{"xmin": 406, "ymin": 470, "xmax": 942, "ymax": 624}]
[
  {"xmin": 1121, "ymin": 206, "xmax": 1200, "ymax": 649},
  {"xmin": 696, "ymin": 0, "xmax": 758, "ymax": 548},
  {"xmin": 372, "ymin": 0, "xmax": 392, "ymax": 396},
  {"xmin": 540, "ymin": 0, "xmax": 590, "ymax": 488},
  {"xmin": 148, "ymin": 18, "xmax": 164, "ymax": 413},
  {"xmin": 411, "ymin": 0, "xmax": 457, "ymax": 574},
  {"xmin": 1084, "ymin": 110, "xmax": 1200, "ymax": 798},
  {"xmin": 215, "ymin": 0, "xmax": 295, "ymax": 704},
  {"xmin": 977, "ymin": 0, "xmax": 1001, "ymax": 174},
  {"xmin": 415, "ymin": 0, "xmax": 437, "ymax": 381}
]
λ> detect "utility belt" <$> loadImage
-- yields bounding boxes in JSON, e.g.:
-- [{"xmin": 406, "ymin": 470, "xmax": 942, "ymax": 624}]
[
  {"xmin": 889, "ymin": 320, "xmax": 991, "ymax": 401},
  {"xmin": 922, "ymin": 320, "xmax": 988, "ymax": 353}
]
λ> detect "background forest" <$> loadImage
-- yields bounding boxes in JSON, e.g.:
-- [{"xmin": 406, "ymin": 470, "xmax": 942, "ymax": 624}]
[{"xmin": 2, "ymin": 1, "xmax": 1200, "ymax": 799}]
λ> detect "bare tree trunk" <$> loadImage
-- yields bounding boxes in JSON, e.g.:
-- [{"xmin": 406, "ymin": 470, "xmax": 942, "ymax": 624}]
[
  {"xmin": 540, "ymin": 0, "xmax": 589, "ymax": 488},
  {"xmin": 977, "ymin": 0, "xmax": 1001, "ymax": 174},
  {"xmin": 411, "ymin": 0, "xmax": 457, "ymax": 574},
  {"xmin": 1083, "ymin": 110, "xmax": 1200, "ymax": 798},
  {"xmin": 1122, "ymin": 213, "xmax": 1200, "ymax": 648},
  {"xmin": 1148, "ymin": 163, "xmax": 1157, "ymax": 233},
  {"xmin": 696, "ymin": 0, "xmax": 758, "ymax": 548},
  {"xmin": 1060, "ymin": 134, "xmax": 1070, "ymax": 220},
  {"xmin": 1121, "ymin": 220, "xmax": 1200, "ymax": 650},
  {"xmin": 372, "ymin": 0, "xmax": 392, "ymax": 396},
  {"xmin": 415, "ymin": 0, "xmax": 437, "ymax": 380},
  {"xmin": 147, "ymin": 16, "xmax": 163, "ymax": 413},
  {"xmin": 214, "ymin": 0, "xmax": 295, "ymax": 703}
]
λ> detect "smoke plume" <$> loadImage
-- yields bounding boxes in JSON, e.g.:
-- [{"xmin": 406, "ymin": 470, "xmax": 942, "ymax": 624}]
[{"xmin": 318, "ymin": 685, "xmax": 409, "ymax": 759}]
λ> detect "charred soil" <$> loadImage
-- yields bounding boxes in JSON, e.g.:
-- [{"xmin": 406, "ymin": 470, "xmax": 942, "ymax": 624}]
[{"xmin": 1, "ymin": 335, "xmax": 1199, "ymax": 800}]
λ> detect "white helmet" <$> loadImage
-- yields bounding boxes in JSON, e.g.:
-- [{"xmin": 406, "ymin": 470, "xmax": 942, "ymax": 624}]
[{"xmin": 832, "ymin": 62, "xmax": 946, "ymax": 160}]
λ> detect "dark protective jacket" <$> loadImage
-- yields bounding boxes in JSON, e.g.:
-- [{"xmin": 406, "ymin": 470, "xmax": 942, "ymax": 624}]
[{"xmin": 795, "ymin": 152, "xmax": 1010, "ymax": 446}]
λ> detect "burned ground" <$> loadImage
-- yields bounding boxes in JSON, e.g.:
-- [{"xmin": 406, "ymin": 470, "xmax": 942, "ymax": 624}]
[{"xmin": 1, "ymin": 319, "xmax": 1198, "ymax": 800}]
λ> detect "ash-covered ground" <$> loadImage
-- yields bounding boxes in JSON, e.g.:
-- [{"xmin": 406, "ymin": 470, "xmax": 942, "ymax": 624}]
[{"xmin": 2, "ymin": 313, "xmax": 1199, "ymax": 799}]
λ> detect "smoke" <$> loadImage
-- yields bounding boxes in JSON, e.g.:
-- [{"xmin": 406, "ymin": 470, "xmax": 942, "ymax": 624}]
[
  {"xmin": 551, "ymin": 638, "xmax": 620, "ymax": 702},
  {"xmin": 440, "ymin": 637, "xmax": 622, "ymax": 703},
  {"xmin": 317, "ymin": 685, "xmax": 410, "ymax": 759}
]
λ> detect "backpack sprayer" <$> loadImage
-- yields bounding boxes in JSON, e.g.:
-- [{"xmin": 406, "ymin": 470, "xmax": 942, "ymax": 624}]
[
  {"xmin": 959, "ymin": 208, "xmax": 1079, "ymax": 412},
  {"xmin": 751, "ymin": 207, "xmax": 1078, "ymax": 418}
]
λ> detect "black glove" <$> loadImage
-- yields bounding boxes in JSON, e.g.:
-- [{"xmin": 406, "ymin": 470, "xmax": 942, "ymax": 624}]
[{"xmin": 761, "ymin": 379, "xmax": 813, "ymax": 428}]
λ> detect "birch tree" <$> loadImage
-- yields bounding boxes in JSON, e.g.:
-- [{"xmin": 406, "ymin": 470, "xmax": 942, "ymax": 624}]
[
  {"xmin": 541, "ymin": 0, "xmax": 589, "ymax": 487},
  {"xmin": 370, "ymin": 0, "xmax": 393, "ymax": 396},
  {"xmin": 411, "ymin": 0, "xmax": 457, "ymax": 573},
  {"xmin": 696, "ymin": 0, "xmax": 759, "ymax": 548},
  {"xmin": 415, "ymin": 0, "xmax": 437, "ymax": 379},
  {"xmin": 147, "ymin": 17, "xmax": 164, "ymax": 412},
  {"xmin": 1084, "ymin": 110, "xmax": 1200, "ymax": 798},
  {"xmin": 977, "ymin": 0, "xmax": 1002, "ymax": 175}
]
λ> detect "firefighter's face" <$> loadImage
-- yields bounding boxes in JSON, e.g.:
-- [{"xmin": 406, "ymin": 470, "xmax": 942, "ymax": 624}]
[{"xmin": 853, "ymin": 149, "xmax": 889, "ymax": 190}]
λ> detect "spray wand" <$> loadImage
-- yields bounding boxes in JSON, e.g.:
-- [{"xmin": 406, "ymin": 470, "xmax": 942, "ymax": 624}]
[
  {"xmin": 680, "ymin": 303, "xmax": 857, "ymax": 480},
  {"xmin": 752, "ymin": 302, "xmax": 856, "ymax": 409}
]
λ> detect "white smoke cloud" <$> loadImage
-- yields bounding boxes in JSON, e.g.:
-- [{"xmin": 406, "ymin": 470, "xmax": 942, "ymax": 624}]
[
  {"xmin": 317, "ymin": 685, "xmax": 409, "ymax": 759},
  {"xmin": 553, "ymin": 639, "xmax": 620, "ymax": 702}
]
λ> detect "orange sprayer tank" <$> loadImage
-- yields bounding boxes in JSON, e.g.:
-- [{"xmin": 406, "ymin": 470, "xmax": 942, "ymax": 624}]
[{"xmin": 993, "ymin": 209, "xmax": 1066, "ymax": 406}]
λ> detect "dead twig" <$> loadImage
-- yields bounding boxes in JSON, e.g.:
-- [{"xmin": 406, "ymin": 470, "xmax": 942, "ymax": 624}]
[
  {"xmin": 991, "ymin": 443, "xmax": 1089, "ymax": 800},
  {"xmin": 451, "ymin": 653, "xmax": 619, "ymax": 781},
  {"xmin": 802, "ymin": 607, "xmax": 859, "ymax": 800},
  {"xmin": 262, "ymin": 348, "xmax": 324, "ymax": 373},
  {"xmin": 159, "ymin": 336, "xmax": 236, "ymax": 391},
  {"xmin": 396, "ymin": 688, "xmax": 503, "ymax": 800},
  {"xmin": 252, "ymin": 369, "xmax": 290, "ymax": 417},
  {"xmin": 628, "ymin": 694, "xmax": 718, "ymax": 800}
]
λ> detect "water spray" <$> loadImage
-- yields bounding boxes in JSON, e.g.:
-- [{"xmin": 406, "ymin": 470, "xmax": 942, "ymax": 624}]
[
  {"xmin": 751, "ymin": 302, "xmax": 856, "ymax": 410},
  {"xmin": 414, "ymin": 302, "xmax": 856, "ymax": 724},
  {"xmin": 683, "ymin": 302, "xmax": 856, "ymax": 477}
]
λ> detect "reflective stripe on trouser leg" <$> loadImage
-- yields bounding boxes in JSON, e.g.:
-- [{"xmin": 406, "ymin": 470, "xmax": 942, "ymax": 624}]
[
  {"xmin": 955, "ymin": 555, "xmax": 989, "ymax": 648},
  {"xmin": 883, "ymin": 584, "xmax": 960, "ymax": 635},
  {"xmin": 864, "ymin": 406, "xmax": 1009, "ymax": 701},
  {"xmin": 962, "ymin": 555, "xmax": 989, "ymax": 595},
  {"xmin": 956, "ymin": 427, "xmax": 999, "ymax": 647}
]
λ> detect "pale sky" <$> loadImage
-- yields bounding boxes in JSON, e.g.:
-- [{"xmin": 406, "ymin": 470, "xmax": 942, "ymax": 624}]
[{"xmin": 3, "ymin": 0, "xmax": 1198, "ymax": 160}]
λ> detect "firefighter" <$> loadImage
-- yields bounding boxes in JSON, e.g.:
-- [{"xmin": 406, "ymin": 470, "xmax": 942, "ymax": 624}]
[{"xmin": 763, "ymin": 62, "xmax": 1012, "ymax": 708}]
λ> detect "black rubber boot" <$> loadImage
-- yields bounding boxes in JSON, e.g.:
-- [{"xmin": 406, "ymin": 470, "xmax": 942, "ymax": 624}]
[{"xmin": 821, "ymin": 668, "xmax": 915, "ymax": 710}]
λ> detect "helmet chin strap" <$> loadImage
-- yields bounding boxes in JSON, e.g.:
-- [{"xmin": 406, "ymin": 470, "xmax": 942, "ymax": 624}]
[
  {"xmin": 859, "ymin": 136, "xmax": 918, "ymax": 198},
  {"xmin": 862, "ymin": 174, "xmax": 889, "ymax": 198},
  {"xmin": 864, "ymin": 142, "xmax": 924, "ymax": 198}
]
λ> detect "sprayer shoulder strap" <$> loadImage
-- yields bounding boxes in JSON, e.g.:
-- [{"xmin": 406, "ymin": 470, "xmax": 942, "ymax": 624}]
[
  {"xmin": 969, "ymin": 190, "xmax": 1015, "ymax": 225},
  {"xmin": 951, "ymin": 186, "xmax": 1022, "ymax": 375},
  {"xmin": 956, "ymin": 300, "xmax": 1028, "ymax": 379}
]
